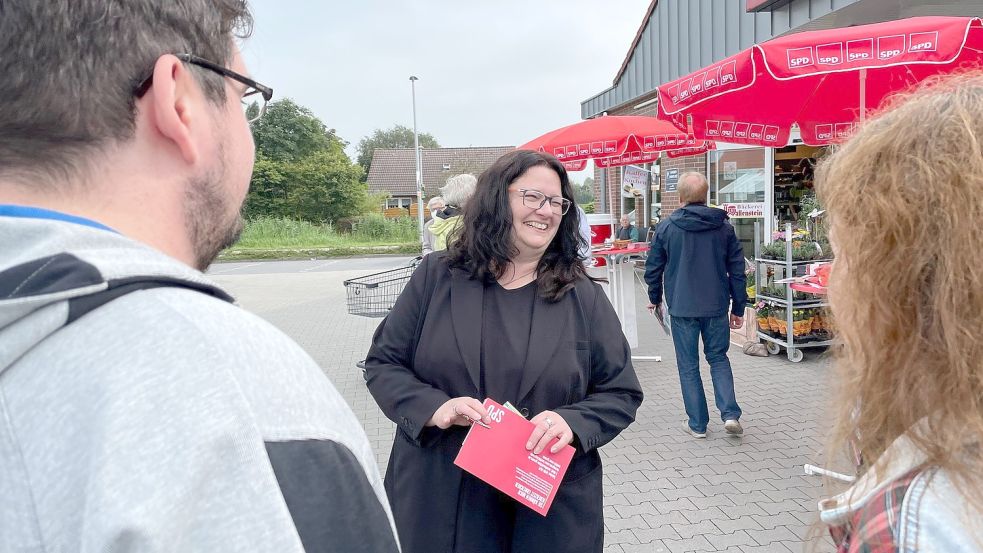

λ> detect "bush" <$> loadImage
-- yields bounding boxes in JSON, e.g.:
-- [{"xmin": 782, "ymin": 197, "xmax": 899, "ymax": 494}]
[
  {"xmin": 335, "ymin": 217, "xmax": 358, "ymax": 233},
  {"xmin": 352, "ymin": 214, "xmax": 420, "ymax": 242},
  {"xmin": 232, "ymin": 216, "xmax": 420, "ymax": 253},
  {"xmin": 581, "ymin": 202, "xmax": 595, "ymax": 214},
  {"xmin": 237, "ymin": 216, "xmax": 337, "ymax": 248}
]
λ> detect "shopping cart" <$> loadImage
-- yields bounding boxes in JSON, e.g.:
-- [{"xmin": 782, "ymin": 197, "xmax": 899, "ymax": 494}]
[
  {"xmin": 343, "ymin": 256, "xmax": 421, "ymax": 317},
  {"xmin": 344, "ymin": 256, "xmax": 422, "ymax": 373}
]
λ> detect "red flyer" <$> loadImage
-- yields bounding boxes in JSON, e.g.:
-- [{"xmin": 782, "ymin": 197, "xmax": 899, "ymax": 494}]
[{"xmin": 453, "ymin": 398, "xmax": 575, "ymax": 516}]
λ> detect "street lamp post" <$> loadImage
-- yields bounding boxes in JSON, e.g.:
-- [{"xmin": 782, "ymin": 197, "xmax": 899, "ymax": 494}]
[{"xmin": 410, "ymin": 76, "xmax": 424, "ymax": 249}]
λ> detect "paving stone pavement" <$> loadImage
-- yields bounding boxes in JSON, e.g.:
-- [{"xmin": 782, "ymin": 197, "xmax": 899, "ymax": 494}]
[{"xmin": 211, "ymin": 261, "xmax": 836, "ymax": 553}]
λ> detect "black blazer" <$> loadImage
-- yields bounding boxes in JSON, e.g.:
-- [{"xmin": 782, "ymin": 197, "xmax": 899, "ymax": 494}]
[{"xmin": 365, "ymin": 253, "xmax": 643, "ymax": 553}]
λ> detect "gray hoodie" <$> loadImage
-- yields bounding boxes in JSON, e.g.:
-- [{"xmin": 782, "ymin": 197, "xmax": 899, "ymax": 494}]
[{"xmin": 0, "ymin": 213, "xmax": 399, "ymax": 552}]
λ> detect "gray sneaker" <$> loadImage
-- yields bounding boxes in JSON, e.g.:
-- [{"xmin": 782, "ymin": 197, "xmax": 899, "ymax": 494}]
[
  {"xmin": 682, "ymin": 422, "xmax": 707, "ymax": 439},
  {"xmin": 724, "ymin": 419, "xmax": 744, "ymax": 436}
]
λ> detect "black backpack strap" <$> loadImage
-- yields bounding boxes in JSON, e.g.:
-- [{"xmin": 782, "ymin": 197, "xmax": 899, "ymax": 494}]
[
  {"xmin": 66, "ymin": 276, "xmax": 234, "ymax": 324},
  {"xmin": 0, "ymin": 252, "xmax": 232, "ymax": 326}
]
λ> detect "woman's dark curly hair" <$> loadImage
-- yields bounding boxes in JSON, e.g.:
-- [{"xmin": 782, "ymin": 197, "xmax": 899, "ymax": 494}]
[{"xmin": 446, "ymin": 149, "xmax": 598, "ymax": 302}]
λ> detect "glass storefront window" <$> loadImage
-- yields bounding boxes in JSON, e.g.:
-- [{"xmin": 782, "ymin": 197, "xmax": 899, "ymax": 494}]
[{"xmin": 709, "ymin": 149, "xmax": 767, "ymax": 258}]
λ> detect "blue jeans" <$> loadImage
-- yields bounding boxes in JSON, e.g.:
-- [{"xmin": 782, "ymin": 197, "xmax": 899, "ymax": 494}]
[{"xmin": 670, "ymin": 315, "xmax": 742, "ymax": 433}]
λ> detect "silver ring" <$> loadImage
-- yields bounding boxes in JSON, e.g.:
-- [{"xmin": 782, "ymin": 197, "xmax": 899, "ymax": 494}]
[{"xmin": 544, "ymin": 417, "xmax": 554, "ymax": 429}]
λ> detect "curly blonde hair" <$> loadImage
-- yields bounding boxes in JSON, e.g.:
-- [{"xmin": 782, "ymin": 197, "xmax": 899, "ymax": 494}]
[{"xmin": 817, "ymin": 72, "xmax": 983, "ymax": 503}]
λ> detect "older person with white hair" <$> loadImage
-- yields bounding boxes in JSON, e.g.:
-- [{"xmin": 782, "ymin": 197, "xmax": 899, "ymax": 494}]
[
  {"xmin": 429, "ymin": 173, "xmax": 477, "ymax": 252},
  {"xmin": 421, "ymin": 196, "xmax": 446, "ymax": 255}
]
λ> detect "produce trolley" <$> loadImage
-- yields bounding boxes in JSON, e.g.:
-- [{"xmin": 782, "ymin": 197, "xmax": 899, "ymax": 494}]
[{"xmin": 753, "ymin": 223, "xmax": 833, "ymax": 363}]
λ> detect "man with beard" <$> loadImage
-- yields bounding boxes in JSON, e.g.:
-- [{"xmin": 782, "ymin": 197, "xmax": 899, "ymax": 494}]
[{"xmin": 0, "ymin": 2, "xmax": 398, "ymax": 552}]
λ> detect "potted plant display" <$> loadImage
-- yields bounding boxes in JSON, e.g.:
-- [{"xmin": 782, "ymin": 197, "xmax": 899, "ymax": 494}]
[
  {"xmin": 792, "ymin": 309, "xmax": 814, "ymax": 341},
  {"xmin": 755, "ymin": 301, "xmax": 771, "ymax": 334},
  {"xmin": 761, "ymin": 242, "xmax": 786, "ymax": 260},
  {"xmin": 774, "ymin": 307, "xmax": 788, "ymax": 338}
]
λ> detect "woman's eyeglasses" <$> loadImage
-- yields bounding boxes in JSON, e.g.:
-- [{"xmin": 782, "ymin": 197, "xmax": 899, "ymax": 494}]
[{"xmin": 516, "ymin": 189, "xmax": 572, "ymax": 215}]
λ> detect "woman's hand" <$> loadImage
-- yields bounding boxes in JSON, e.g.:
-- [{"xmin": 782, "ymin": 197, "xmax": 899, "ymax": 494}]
[
  {"xmin": 428, "ymin": 397, "xmax": 489, "ymax": 429},
  {"xmin": 526, "ymin": 411, "xmax": 574, "ymax": 454}
]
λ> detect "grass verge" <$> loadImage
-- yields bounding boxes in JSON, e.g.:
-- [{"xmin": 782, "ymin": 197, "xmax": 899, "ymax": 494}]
[
  {"xmin": 217, "ymin": 216, "xmax": 422, "ymax": 261},
  {"xmin": 218, "ymin": 243, "xmax": 420, "ymax": 261}
]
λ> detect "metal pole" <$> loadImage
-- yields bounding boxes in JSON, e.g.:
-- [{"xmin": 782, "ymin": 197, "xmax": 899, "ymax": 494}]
[
  {"xmin": 599, "ymin": 167, "xmax": 608, "ymax": 213},
  {"xmin": 859, "ymin": 68, "xmax": 867, "ymax": 124},
  {"xmin": 410, "ymin": 76, "xmax": 424, "ymax": 249},
  {"xmin": 619, "ymin": 166, "xmax": 625, "ymax": 219},
  {"xmin": 642, "ymin": 163, "xmax": 651, "ymax": 231}
]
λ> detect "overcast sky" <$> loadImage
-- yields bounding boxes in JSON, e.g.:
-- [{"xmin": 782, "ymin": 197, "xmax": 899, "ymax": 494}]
[{"xmin": 242, "ymin": 1, "xmax": 652, "ymax": 179}]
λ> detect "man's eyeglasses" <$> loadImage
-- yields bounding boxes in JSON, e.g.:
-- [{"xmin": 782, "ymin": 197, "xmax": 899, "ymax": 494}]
[
  {"xmin": 516, "ymin": 189, "xmax": 572, "ymax": 215},
  {"xmin": 134, "ymin": 54, "xmax": 274, "ymax": 123}
]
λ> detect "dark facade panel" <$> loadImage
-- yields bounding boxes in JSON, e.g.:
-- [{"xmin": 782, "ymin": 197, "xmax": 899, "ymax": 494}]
[
  {"xmin": 754, "ymin": 10, "xmax": 774, "ymax": 43},
  {"xmin": 641, "ymin": 30, "xmax": 653, "ymax": 91},
  {"xmin": 700, "ymin": 0, "xmax": 714, "ymax": 67},
  {"xmin": 581, "ymin": 0, "xmax": 864, "ymax": 118},
  {"xmin": 771, "ymin": 3, "xmax": 793, "ymax": 35},
  {"xmin": 797, "ymin": 0, "xmax": 983, "ymax": 32},
  {"xmin": 790, "ymin": 0, "xmax": 813, "ymax": 27},
  {"xmin": 658, "ymin": 5, "xmax": 670, "ymax": 84},
  {"xmin": 748, "ymin": 0, "xmax": 792, "ymax": 10},
  {"xmin": 810, "ymin": 0, "xmax": 835, "ymax": 20},
  {"xmin": 725, "ymin": 1, "xmax": 742, "ymax": 54},
  {"xmin": 712, "ymin": 2, "xmax": 726, "ymax": 61},
  {"xmin": 740, "ymin": 3, "xmax": 757, "ymax": 48}
]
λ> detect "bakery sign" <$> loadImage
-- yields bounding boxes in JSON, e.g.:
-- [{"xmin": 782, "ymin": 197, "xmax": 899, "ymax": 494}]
[{"xmin": 721, "ymin": 202, "xmax": 765, "ymax": 218}]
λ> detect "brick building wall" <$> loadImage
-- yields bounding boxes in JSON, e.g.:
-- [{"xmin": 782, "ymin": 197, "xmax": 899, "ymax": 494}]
[
  {"xmin": 592, "ymin": 164, "xmax": 626, "ymax": 219},
  {"xmin": 658, "ymin": 152, "xmax": 707, "ymax": 219},
  {"xmin": 591, "ymin": 97, "xmax": 708, "ymax": 222}
]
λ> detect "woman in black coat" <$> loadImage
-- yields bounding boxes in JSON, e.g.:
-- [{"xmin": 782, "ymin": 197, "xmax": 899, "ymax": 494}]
[{"xmin": 365, "ymin": 150, "xmax": 643, "ymax": 553}]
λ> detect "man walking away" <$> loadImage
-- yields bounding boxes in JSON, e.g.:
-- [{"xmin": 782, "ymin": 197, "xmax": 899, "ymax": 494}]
[
  {"xmin": 644, "ymin": 172, "xmax": 746, "ymax": 439},
  {"xmin": 0, "ymin": 2, "xmax": 399, "ymax": 551}
]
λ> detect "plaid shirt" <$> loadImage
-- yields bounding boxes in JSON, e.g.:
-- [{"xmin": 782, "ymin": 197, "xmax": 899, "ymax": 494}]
[{"xmin": 828, "ymin": 468, "xmax": 922, "ymax": 553}]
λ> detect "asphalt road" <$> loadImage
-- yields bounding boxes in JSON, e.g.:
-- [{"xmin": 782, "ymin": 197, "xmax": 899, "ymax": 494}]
[{"xmin": 207, "ymin": 255, "xmax": 418, "ymax": 276}]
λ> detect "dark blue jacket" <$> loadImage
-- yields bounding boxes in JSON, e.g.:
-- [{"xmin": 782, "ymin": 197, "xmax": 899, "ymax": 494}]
[{"xmin": 644, "ymin": 203, "xmax": 747, "ymax": 318}]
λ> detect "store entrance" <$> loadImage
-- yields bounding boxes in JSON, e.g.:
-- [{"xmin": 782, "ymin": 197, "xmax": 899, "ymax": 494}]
[
  {"xmin": 773, "ymin": 145, "xmax": 829, "ymax": 228},
  {"xmin": 709, "ymin": 148, "xmax": 766, "ymax": 258}
]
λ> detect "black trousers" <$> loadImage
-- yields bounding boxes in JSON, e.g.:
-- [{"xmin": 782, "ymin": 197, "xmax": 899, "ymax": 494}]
[{"xmin": 449, "ymin": 471, "xmax": 603, "ymax": 553}]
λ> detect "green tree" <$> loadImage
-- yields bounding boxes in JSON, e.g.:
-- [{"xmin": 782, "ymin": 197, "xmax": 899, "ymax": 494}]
[
  {"xmin": 250, "ymin": 99, "xmax": 346, "ymax": 163},
  {"xmin": 360, "ymin": 191, "xmax": 390, "ymax": 215},
  {"xmin": 572, "ymin": 177, "xmax": 595, "ymax": 205},
  {"xmin": 356, "ymin": 125, "xmax": 440, "ymax": 176},
  {"xmin": 245, "ymin": 98, "xmax": 368, "ymax": 222},
  {"xmin": 284, "ymin": 151, "xmax": 366, "ymax": 222},
  {"xmin": 243, "ymin": 154, "xmax": 288, "ymax": 219}
]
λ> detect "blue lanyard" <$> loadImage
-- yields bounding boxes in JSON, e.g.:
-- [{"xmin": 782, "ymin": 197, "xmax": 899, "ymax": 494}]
[{"xmin": 0, "ymin": 205, "xmax": 117, "ymax": 233}]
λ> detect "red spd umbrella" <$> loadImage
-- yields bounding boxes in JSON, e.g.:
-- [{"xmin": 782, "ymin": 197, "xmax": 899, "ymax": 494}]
[
  {"xmin": 518, "ymin": 115, "xmax": 715, "ymax": 171},
  {"xmin": 657, "ymin": 16, "xmax": 983, "ymax": 146}
]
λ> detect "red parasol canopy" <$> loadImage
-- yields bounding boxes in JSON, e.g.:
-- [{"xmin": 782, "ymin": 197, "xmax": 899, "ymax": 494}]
[
  {"xmin": 657, "ymin": 16, "xmax": 983, "ymax": 147},
  {"xmin": 518, "ymin": 115, "xmax": 715, "ymax": 171}
]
